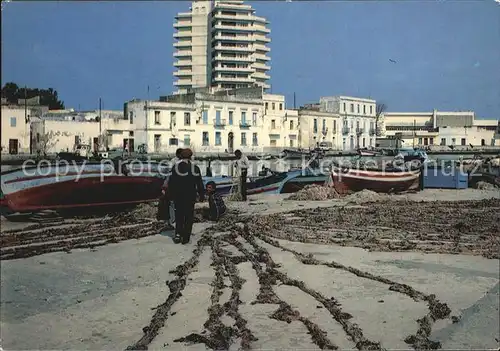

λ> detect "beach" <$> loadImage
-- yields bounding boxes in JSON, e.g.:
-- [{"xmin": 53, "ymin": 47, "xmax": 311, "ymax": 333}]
[{"xmin": 1, "ymin": 188, "xmax": 499, "ymax": 350}]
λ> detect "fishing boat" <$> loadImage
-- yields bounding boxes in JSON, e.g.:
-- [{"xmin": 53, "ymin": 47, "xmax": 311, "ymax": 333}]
[
  {"xmin": 0, "ymin": 161, "xmax": 166, "ymax": 216},
  {"xmin": 329, "ymin": 165, "xmax": 421, "ymax": 194},
  {"xmin": 357, "ymin": 148, "xmax": 380, "ymax": 157}
]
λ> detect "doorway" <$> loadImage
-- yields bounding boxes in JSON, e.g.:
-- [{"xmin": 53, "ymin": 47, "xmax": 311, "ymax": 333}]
[
  {"xmin": 9, "ymin": 139, "xmax": 18, "ymax": 154},
  {"xmin": 228, "ymin": 132, "xmax": 234, "ymax": 153}
]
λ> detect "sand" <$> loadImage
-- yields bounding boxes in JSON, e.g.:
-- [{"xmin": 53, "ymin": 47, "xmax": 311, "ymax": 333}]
[{"xmin": 1, "ymin": 189, "xmax": 499, "ymax": 350}]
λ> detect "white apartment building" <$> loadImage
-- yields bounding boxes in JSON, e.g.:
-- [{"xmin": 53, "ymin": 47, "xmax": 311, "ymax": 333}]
[
  {"xmin": 30, "ymin": 112, "xmax": 132, "ymax": 154},
  {"xmin": 297, "ymin": 109, "xmax": 341, "ymax": 150},
  {"xmin": 1, "ymin": 98, "xmax": 49, "ymax": 154},
  {"xmin": 126, "ymin": 87, "xmax": 285, "ymax": 154},
  {"xmin": 383, "ymin": 110, "xmax": 500, "ymax": 148},
  {"xmin": 173, "ymin": 0, "xmax": 271, "ymax": 94},
  {"xmin": 319, "ymin": 96, "xmax": 377, "ymax": 150}
]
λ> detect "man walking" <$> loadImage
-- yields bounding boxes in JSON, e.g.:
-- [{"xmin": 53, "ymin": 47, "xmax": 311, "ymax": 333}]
[
  {"xmin": 234, "ymin": 149, "xmax": 249, "ymax": 201},
  {"xmin": 167, "ymin": 148, "xmax": 204, "ymax": 244}
]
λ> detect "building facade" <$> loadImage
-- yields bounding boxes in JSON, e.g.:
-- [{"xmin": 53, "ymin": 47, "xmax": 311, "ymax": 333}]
[
  {"xmin": 126, "ymin": 87, "xmax": 277, "ymax": 154},
  {"xmin": 30, "ymin": 111, "xmax": 131, "ymax": 154},
  {"xmin": 1, "ymin": 98, "xmax": 49, "ymax": 154},
  {"xmin": 383, "ymin": 110, "xmax": 500, "ymax": 148},
  {"xmin": 173, "ymin": 0, "xmax": 271, "ymax": 94},
  {"xmin": 317, "ymin": 96, "xmax": 377, "ymax": 150}
]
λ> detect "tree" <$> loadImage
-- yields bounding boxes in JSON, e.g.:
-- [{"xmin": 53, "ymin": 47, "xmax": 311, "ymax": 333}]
[
  {"xmin": 33, "ymin": 130, "xmax": 59, "ymax": 156},
  {"xmin": 1, "ymin": 82, "xmax": 65, "ymax": 110},
  {"xmin": 375, "ymin": 103, "xmax": 387, "ymax": 137}
]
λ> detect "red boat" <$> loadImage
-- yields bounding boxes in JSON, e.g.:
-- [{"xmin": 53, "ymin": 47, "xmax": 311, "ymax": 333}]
[
  {"xmin": 330, "ymin": 166, "xmax": 421, "ymax": 194},
  {"xmin": 0, "ymin": 161, "xmax": 166, "ymax": 216}
]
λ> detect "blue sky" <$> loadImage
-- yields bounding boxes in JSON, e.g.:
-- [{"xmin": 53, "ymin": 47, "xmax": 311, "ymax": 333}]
[{"xmin": 2, "ymin": 1, "xmax": 499, "ymax": 118}]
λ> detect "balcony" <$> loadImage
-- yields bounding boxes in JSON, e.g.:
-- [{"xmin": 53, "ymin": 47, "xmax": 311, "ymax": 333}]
[
  {"xmin": 253, "ymin": 25, "xmax": 270, "ymax": 34},
  {"xmin": 173, "ymin": 60, "xmax": 192, "ymax": 67},
  {"xmin": 213, "ymin": 34, "xmax": 254, "ymax": 42},
  {"xmin": 213, "ymin": 44, "xmax": 252, "ymax": 52},
  {"xmin": 356, "ymin": 128, "xmax": 364, "ymax": 135},
  {"xmin": 254, "ymin": 35, "xmax": 271, "ymax": 43},
  {"xmin": 342, "ymin": 127, "xmax": 350, "ymax": 135},
  {"xmin": 213, "ymin": 76, "xmax": 254, "ymax": 83},
  {"xmin": 254, "ymin": 53, "xmax": 270, "ymax": 61},
  {"xmin": 213, "ymin": 118, "xmax": 227, "ymax": 127},
  {"xmin": 239, "ymin": 121, "xmax": 251, "ymax": 128},
  {"xmin": 174, "ymin": 79, "xmax": 192, "ymax": 86},
  {"xmin": 173, "ymin": 70, "xmax": 192, "ymax": 77},
  {"xmin": 173, "ymin": 41, "xmax": 192, "ymax": 48},
  {"xmin": 173, "ymin": 31, "xmax": 192, "ymax": 38},
  {"xmin": 212, "ymin": 13, "xmax": 253, "ymax": 21},
  {"xmin": 213, "ymin": 65, "xmax": 254, "ymax": 73},
  {"xmin": 213, "ymin": 24, "xmax": 253, "ymax": 32},
  {"xmin": 212, "ymin": 54, "xmax": 255, "ymax": 63},
  {"xmin": 174, "ymin": 21, "xmax": 192, "ymax": 28},
  {"xmin": 253, "ymin": 62, "xmax": 270, "ymax": 70},
  {"xmin": 254, "ymin": 44, "xmax": 270, "ymax": 52},
  {"xmin": 173, "ymin": 50, "xmax": 192, "ymax": 57}
]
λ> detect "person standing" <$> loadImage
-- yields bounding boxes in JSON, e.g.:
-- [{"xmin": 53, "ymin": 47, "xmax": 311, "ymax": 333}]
[
  {"xmin": 234, "ymin": 149, "xmax": 249, "ymax": 201},
  {"xmin": 167, "ymin": 148, "xmax": 204, "ymax": 244}
]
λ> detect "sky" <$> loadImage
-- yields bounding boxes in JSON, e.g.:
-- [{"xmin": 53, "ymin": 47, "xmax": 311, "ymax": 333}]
[{"xmin": 2, "ymin": 0, "xmax": 500, "ymax": 118}]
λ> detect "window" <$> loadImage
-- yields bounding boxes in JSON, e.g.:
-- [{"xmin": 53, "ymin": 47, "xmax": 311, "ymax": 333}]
[
  {"xmin": 75, "ymin": 136, "xmax": 81, "ymax": 145},
  {"xmin": 279, "ymin": 103, "xmax": 283, "ymax": 110},
  {"xmin": 333, "ymin": 120, "xmax": 337, "ymax": 132},
  {"xmin": 272, "ymin": 102, "xmax": 275, "ymax": 110},
  {"xmin": 129, "ymin": 131, "xmax": 134, "ymax": 137},
  {"xmin": 184, "ymin": 112, "xmax": 191, "ymax": 126},
  {"xmin": 322, "ymin": 119, "xmax": 326, "ymax": 132},
  {"xmin": 202, "ymin": 111, "xmax": 208, "ymax": 125},
  {"xmin": 270, "ymin": 140, "xmax": 277, "ymax": 147},
  {"xmin": 184, "ymin": 134, "xmax": 191, "ymax": 146},
  {"xmin": 169, "ymin": 138, "xmax": 179, "ymax": 146},
  {"xmin": 290, "ymin": 120, "xmax": 294, "ymax": 129},
  {"xmin": 343, "ymin": 138, "xmax": 346, "ymax": 150},
  {"xmin": 215, "ymin": 132, "xmax": 222, "ymax": 145},
  {"xmin": 252, "ymin": 133, "xmax": 258, "ymax": 146},
  {"xmin": 481, "ymin": 139, "xmax": 486, "ymax": 146},
  {"xmin": 129, "ymin": 111, "xmax": 134, "ymax": 124},
  {"xmin": 202, "ymin": 132, "xmax": 209, "ymax": 146},
  {"xmin": 215, "ymin": 110, "xmax": 221, "ymax": 124},
  {"xmin": 170, "ymin": 112, "xmax": 176, "ymax": 127},
  {"xmin": 430, "ymin": 138, "xmax": 434, "ymax": 145},
  {"xmin": 418, "ymin": 138, "xmax": 423, "ymax": 145},
  {"xmin": 363, "ymin": 105, "xmax": 366, "ymax": 115},
  {"xmin": 228, "ymin": 110, "xmax": 233, "ymax": 125},
  {"xmin": 10, "ymin": 117, "xmax": 16, "ymax": 127},
  {"xmin": 461, "ymin": 138, "xmax": 466, "ymax": 146},
  {"xmin": 154, "ymin": 134, "xmax": 161, "ymax": 152},
  {"xmin": 270, "ymin": 119, "xmax": 275, "ymax": 129},
  {"xmin": 241, "ymin": 132, "xmax": 247, "ymax": 146},
  {"xmin": 154, "ymin": 111, "xmax": 160, "ymax": 125},
  {"xmin": 370, "ymin": 106, "xmax": 373, "ymax": 115},
  {"xmin": 440, "ymin": 138, "xmax": 446, "ymax": 146},
  {"xmin": 313, "ymin": 119, "xmax": 318, "ymax": 133},
  {"xmin": 290, "ymin": 139, "xmax": 294, "ymax": 147},
  {"xmin": 241, "ymin": 111, "xmax": 246, "ymax": 125},
  {"xmin": 357, "ymin": 104, "xmax": 360, "ymax": 114},
  {"xmin": 350, "ymin": 104, "xmax": 354, "ymax": 113},
  {"xmin": 265, "ymin": 102, "xmax": 269, "ymax": 110},
  {"xmin": 363, "ymin": 138, "xmax": 366, "ymax": 147},
  {"xmin": 451, "ymin": 138, "xmax": 456, "ymax": 145},
  {"xmin": 252, "ymin": 112, "xmax": 257, "ymax": 126}
]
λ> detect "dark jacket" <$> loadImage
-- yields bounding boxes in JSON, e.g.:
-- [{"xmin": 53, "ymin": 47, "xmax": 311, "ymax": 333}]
[
  {"xmin": 208, "ymin": 192, "xmax": 227, "ymax": 221},
  {"xmin": 167, "ymin": 160, "xmax": 204, "ymax": 202}
]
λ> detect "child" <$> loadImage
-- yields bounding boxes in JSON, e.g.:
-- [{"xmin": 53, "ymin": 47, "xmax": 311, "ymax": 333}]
[{"xmin": 205, "ymin": 181, "xmax": 227, "ymax": 221}]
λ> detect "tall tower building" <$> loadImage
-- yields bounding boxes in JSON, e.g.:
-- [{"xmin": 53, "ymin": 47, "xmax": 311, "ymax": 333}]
[{"xmin": 173, "ymin": 0, "xmax": 271, "ymax": 94}]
